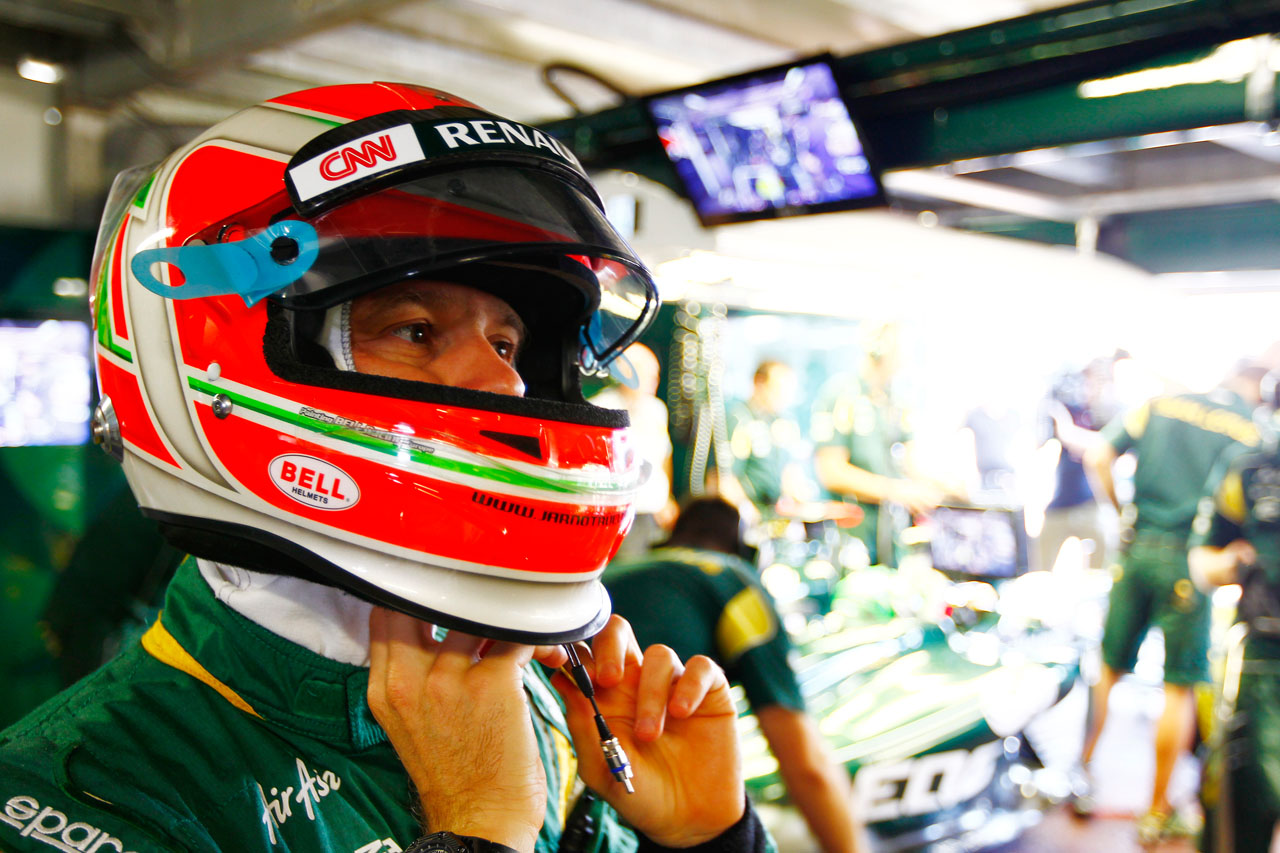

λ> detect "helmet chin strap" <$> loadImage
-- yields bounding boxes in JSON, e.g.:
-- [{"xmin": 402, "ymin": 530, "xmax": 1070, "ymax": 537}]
[{"xmin": 318, "ymin": 301, "xmax": 356, "ymax": 372}]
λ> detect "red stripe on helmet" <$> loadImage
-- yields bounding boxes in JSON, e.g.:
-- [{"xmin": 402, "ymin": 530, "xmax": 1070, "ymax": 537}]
[
  {"xmin": 268, "ymin": 83, "xmax": 483, "ymax": 123},
  {"xmin": 97, "ymin": 356, "xmax": 178, "ymax": 467},
  {"xmin": 110, "ymin": 216, "xmax": 130, "ymax": 341},
  {"xmin": 195, "ymin": 407, "xmax": 628, "ymax": 577}
]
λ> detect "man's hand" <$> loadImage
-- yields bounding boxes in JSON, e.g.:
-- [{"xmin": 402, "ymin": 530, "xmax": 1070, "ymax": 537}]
[
  {"xmin": 1190, "ymin": 539, "xmax": 1256, "ymax": 590},
  {"xmin": 1224, "ymin": 538, "xmax": 1258, "ymax": 569},
  {"xmin": 551, "ymin": 615, "xmax": 744, "ymax": 848},
  {"xmin": 367, "ymin": 608, "xmax": 548, "ymax": 853},
  {"xmin": 775, "ymin": 497, "xmax": 864, "ymax": 528},
  {"xmin": 825, "ymin": 500, "xmax": 865, "ymax": 529},
  {"xmin": 888, "ymin": 478, "xmax": 942, "ymax": 517}
]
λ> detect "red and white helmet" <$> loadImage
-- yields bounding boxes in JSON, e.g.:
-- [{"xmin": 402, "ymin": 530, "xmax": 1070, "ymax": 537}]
[{"xmin": 89, "ymin": 82, "xmax": 658, "ymax": 643}]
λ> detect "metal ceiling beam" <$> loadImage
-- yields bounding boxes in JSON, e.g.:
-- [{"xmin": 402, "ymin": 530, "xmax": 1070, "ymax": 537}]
[
  {"xmin": 843, "ymin": 0, "xmax": 1280, "ymax": 113},
  {"xmin": 1212, "ymin": 133, "xmax": 1280, "ymax": 164},
  {"xmin": 66, "ymin": 0, "xmax": 415, "ymax": 106},
  {"xmin": 376, "ymin": 0, "xmax": 787, "ymax": 101},
  {"xmin": 883, "ymin": 169, "xmax": 1076, "ymax": 219},
  {"xmin": 886, "ymin": 165, "xmax": 1280, "ymax": 220},
  {"xmin": 1076, "ymin": 173, "xmax": 1280, "ymax": 214},
  {"xmin": 393, "ymin": 0, "xmax": 787, "ymax": 82},
  {"xmin": 631, "ymin": 0, "xmax": 913, "ymax": 56},
  {"xmin": 547, "ymin": 0, "xmax": 1280, "ymax": 177},
  {"xmin": 0, "ymin": 0, "xmax": 135, "ymax": 39}
]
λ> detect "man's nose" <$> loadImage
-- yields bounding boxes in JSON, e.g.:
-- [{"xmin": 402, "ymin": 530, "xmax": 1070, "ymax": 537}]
[{"xmin": 435, "ymin": 334, "xmax": 525, "ymax": 397}]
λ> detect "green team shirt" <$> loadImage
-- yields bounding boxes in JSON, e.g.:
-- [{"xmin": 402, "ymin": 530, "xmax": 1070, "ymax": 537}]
[
  {"xmin": 811, "ymin": 377, "xmax": 907, "ymax": 486},
  {"xmin": 811, "ymin": 376, "xmax": 911, "ymax": 565},
  {"xmin": 1191, "ymin": 443, "xmax": 1280, "ymax": 852},
  {"xmin": 1191, "ymin": 444, "xmax": 1280, "ymax": 616},
  {"xmin": 1104, "ymin": 389, "xmax": 1260, "ymax": 534},
  {"xmin": 0, "ymin": 558, "xmax": 635, "ymax": 853},
  {"xmin": 604, "ymin": 548, "xmax": 804, "ymax": 712},
  {"xmin": 726, "ymin": 401, "xmax": 800, "ymax": 510}
]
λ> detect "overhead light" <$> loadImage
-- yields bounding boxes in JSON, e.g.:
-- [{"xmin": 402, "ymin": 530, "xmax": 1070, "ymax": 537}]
[
  {"xmin": 53, "ymin": 277, "xmax": 87, "ymax": 298},
  {"xmin": 18, "ymin": 57, "xmax": 64, "ymax": 85},
  {"xmin": 1078, "ymin": 37, "xmax": 1264, "ymax": 99}
]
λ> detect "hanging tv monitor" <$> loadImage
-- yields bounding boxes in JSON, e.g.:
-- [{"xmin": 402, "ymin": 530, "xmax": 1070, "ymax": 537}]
[
  {"xmin": 924, "ymin": 505, "xmax": 1029, "ymax": 581},
  {"xmin": 643, "ymin": 56, "xmax": 886, "ymax": 227}
]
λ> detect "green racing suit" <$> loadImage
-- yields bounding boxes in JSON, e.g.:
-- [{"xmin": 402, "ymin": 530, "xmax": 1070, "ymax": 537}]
[{"xmin": 0, "ymin": 558, "xmax": 771, "ymax": 853}]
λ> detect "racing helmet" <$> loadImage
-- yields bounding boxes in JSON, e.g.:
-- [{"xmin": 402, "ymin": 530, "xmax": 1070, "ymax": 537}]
[{"xmin": 89, "ymin": 82, "xmax": 658, "ymax": 644}]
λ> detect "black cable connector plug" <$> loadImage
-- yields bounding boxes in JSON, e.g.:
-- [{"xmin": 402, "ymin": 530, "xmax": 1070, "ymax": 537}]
[{"xmin": 563, "ymin": 643, "xmax": 634, "ymax": 794}]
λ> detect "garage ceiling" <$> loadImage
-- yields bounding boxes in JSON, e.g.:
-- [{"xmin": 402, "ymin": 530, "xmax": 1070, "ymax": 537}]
[
  {"xmin": 2, "ymin": 0, "xmax": 1082, "ymax": 123},
  {"xmin": 7, "ymin": 0, "xmax": 1280, "ymax": 278}
]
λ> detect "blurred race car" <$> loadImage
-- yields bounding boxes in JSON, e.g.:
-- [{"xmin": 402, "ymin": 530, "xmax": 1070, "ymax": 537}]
[{"xmin": 746, "ymin": 508, "xmax": 1101, "ymax": 852}]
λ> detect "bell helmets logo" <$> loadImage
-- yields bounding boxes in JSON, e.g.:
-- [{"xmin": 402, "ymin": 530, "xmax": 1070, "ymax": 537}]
[
  {"xmin": 269, "ymin": 454, "xmax": 360, "ymax": 511},
  {"xmin": 289, "ymin": 124, "xmax": 423, "ymax": 202}
]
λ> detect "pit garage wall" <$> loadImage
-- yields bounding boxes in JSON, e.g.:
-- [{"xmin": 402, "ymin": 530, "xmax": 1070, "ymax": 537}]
[
  {"xmin": 0, "ymin": 227, "xmax": 139, "ymax": 728},
  {"xmin": 0, "ymin": 74, "xmax": 71, "ymax": 227}
]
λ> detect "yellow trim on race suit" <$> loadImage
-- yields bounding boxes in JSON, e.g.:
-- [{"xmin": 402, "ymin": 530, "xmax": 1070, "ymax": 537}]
[
  {"xmin": 1150, "ymin": 397, "xmax": 1259, "ymax": 446},
  {"xmin": 141, "ymin": 616, "xmax": 580, "ymax": 822},
  {"xmin": 141, "ymin": 616, "xmax": 262, "ymax": 718},
  {"xmin": 1218, "ymin": 467, "xmax": 1249, "ymax": 525},
  {"xmin": 1124, "ymin": 401, "xmax": 1151, "ymax": 440},
  {"xmin": 551, "ymin": 726, "xmax": 578, "ymax": 823},
  {"xmin": 716, "ymin": 587, "xmax": 777, "ymax": 664}
]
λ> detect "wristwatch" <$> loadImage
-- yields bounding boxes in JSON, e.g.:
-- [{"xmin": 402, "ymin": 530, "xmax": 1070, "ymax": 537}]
[{"xmin": 403, "ymin": 831, "xmax": 521, "ymax": 853}]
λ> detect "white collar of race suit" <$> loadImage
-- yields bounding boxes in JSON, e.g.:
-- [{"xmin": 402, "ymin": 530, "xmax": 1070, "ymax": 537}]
[{"xmin": 197, "ymin": 557, "xmax": 372, "ymax": 667}]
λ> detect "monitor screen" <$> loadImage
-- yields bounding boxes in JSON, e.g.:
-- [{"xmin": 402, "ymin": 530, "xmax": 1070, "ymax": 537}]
[
  {"xmin": 924, "ymin": 505, "xmax": 1028, "ymax": 580},
  {"xmin": 644, "ymin": 57, "xmax": 885, "ymax": 226},
  {"xmin": 0, "ymin": 319, "xmax": 92, "ymax": 447}
]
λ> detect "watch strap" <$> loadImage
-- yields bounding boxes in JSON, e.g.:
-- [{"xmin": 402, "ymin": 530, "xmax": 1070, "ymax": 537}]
[{"xmin": 404, "ymin": 830, "xmax": 521, "ymax": 853}]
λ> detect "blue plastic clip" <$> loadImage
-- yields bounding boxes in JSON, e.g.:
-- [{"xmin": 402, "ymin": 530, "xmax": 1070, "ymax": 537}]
[
  {"xmin": 131, "ymin": 220, "xmax": 319, "ymax": 306},
  {"xmin": 579, "ymin": 312, "xmax": 638, "ymax": 385}
]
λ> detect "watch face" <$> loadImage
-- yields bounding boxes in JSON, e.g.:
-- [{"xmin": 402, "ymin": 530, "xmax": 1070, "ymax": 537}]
[{"xmin": 409, "ymin": 833, "xmax": 468, "ymax": 853}]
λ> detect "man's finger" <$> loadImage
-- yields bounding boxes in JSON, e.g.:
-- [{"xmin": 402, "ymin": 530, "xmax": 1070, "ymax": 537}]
[
  {"xmin": 532, "ymin": 644, "xmax": 569, "ymax": 670},
  {"xmin": 635, "ymin": 644, "xmax": 682, "ymax": 740},
  {"xmin": 590, "ymin": 614, "xmax": 643, "ymax": 687},
  {"xmin": 429, "ymin": 629, "xmax": 488, "ymax": 676},
  {"xmin": 367, "ymin": 608, "xmax": 391, "ymax": 711},
  {"xmin": 478, "ymin": 640, "xmax": 536, "ymax": 670},
  {"xmin": 668, "ymin": 655, "xmax": 728, "ymax": 718},
  {"xmin": 378, "ymin": 609, "xmax": 441, "ymax": 668}
]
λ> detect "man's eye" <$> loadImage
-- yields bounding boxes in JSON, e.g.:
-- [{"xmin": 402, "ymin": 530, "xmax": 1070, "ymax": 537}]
[
  {"xmin": 493, "ymin": 339, "xmax": 517, "ymax": 361},
  {"xmin": 391, "ymin": 323, "xmax": 430, "ymax": 344}
]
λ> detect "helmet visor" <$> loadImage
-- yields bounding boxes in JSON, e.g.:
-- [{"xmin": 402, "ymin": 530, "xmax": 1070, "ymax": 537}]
[{"xmin": 143, "ymin": 165, "xmax": 658, "ymax": 370}]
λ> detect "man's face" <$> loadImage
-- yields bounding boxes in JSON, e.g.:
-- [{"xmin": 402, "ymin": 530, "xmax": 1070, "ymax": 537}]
[
  {"xmin": 758, "ymin": 366, "xmax": 796, "ymax": 414},
  {"xmin": 348, "ymin": 279, "xmax": 527, "ymax": 397}
]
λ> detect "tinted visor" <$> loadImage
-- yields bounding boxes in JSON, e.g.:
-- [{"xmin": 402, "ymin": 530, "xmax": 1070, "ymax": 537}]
[{"xmin": 192, "ymin": 165, "xmax": 658, "ymax": 370}]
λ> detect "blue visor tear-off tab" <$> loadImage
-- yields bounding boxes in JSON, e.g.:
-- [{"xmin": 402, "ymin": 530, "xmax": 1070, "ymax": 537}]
[
  {"xmin": 131, "ymin": 220, "xmax": 319, "ymax": 306},
  {"xmin": 579, "ymin": 312, "xmax": 616, "ymax": 371},
  {"xmin": 608, "ymin": 349, "xmax": 639, "ymax": 389},
  {"xmin": 579, "ymin": 311, "xmax": 637, "ymax": 378}
]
